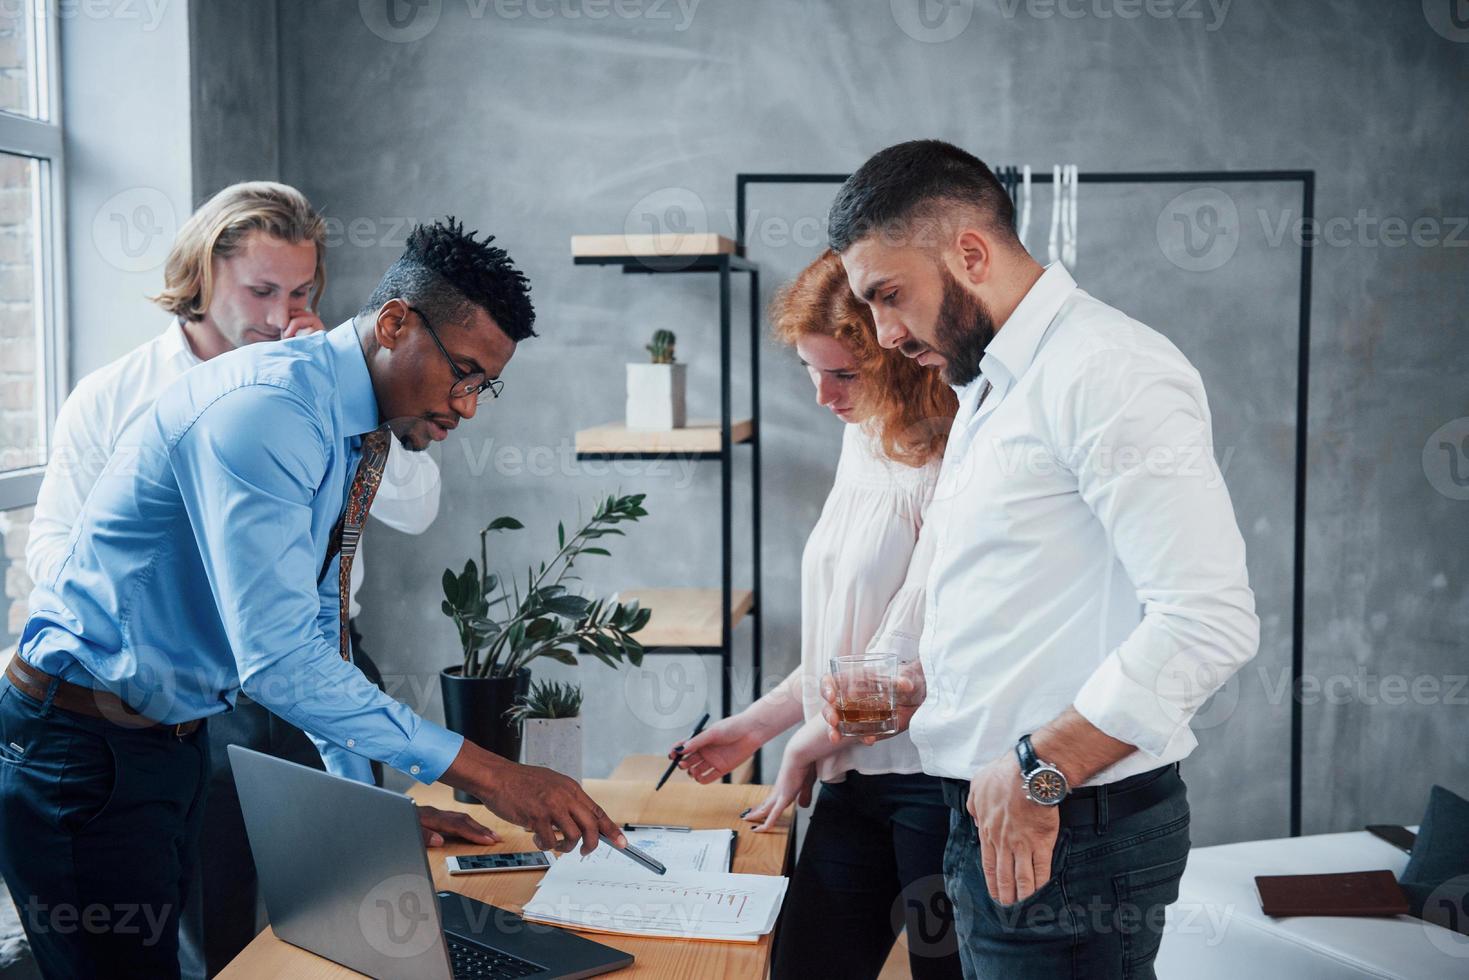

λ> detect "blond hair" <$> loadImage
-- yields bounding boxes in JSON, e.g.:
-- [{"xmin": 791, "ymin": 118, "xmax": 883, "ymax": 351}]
[{"xmin": 151, "ymin": 181, "xmax": 326, "ymax": 321}]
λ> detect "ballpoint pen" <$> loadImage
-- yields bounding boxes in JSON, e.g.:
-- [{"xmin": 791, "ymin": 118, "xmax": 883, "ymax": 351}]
[{"xmin": 656, "ymin": 712, "xmax": 710, "ymax": 791}]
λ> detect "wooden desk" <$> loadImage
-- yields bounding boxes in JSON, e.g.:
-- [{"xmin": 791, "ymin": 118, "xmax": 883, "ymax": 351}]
[{"xmin": 218, "ymin": 775, "xmax": 792, "ymax": 979}]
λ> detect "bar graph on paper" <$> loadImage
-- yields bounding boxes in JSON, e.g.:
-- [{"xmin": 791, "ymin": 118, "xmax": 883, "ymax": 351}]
[
  {"xmin": 571, "ymin": 876, "xmax": 753, "ymax": 923},
  {"xmin": 523, "ymin": 863, "xmax": 788, "ymax": 940}
]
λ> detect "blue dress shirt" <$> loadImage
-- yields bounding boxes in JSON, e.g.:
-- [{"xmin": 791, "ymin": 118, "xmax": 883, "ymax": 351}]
[{"xmin": 21, "ymin": 323, "xmax": 463, "ymax": 785}]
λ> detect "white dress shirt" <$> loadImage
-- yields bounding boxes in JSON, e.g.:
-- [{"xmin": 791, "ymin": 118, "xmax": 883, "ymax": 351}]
[
  {"xmin": 800, "ymin": 422, "xmax": 940, "ymax": 783},
  {"xmin": 25, "ymin": 320, "xmax": 441, "ymax": 611},
  {"xmin": 908, "ymin": 263, "xmax": 1259, "ymax": 786}
]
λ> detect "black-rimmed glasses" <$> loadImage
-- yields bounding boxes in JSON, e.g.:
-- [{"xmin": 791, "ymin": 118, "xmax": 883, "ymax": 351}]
[{"xmin": 408, "ymin": 305, "xmax": 503, "ymax": 404}]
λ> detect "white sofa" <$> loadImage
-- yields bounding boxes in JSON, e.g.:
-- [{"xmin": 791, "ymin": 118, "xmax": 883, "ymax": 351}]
[{"xmin": 1157, "ymin": 829, "xmax": 1466, "ymax": 979}]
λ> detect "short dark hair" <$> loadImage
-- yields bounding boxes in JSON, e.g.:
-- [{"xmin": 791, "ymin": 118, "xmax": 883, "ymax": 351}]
[
  {"xmin": 827, "ymin": 140, "xmax": 1017, "ymax": 253},
  {"xmin": 363, "ymin": 217, "xmax": 537, "ymax": 341}
]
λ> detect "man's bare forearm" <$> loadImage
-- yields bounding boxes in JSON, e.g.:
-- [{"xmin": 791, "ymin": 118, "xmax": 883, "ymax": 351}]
[
  {"xmin": 1027, "ymin": 706, "xmax": 1135, "ymax": 786},
  {"xmin": 440, "ymin": 738, "xmax": 505, "ymax": 798}
]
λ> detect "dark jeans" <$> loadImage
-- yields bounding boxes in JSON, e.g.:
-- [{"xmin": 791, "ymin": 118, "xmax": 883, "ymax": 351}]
[
  {"xmin": 772, "ymin": 771, "xmax": 963, "ymax": 980},
  {"xmin": 940, "ymin": 765, "xmax": 1190, "ymax": 980},
  {"xmin": 0, "ymin": 676, "xmax": 211, "ymax": 979},
  {"xmin": 178, "ymin": 626, "xmax": 384, "ymax": 978}
]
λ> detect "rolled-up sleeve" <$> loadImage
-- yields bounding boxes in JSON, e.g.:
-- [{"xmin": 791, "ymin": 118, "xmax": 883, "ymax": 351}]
[
  {"xmin": 1061, "ymin": 348, "xmax": 1260, "ymax": 758},
  {"xmin": 171, "ymin": 384, "xmax": 463, "ymax": 783}
]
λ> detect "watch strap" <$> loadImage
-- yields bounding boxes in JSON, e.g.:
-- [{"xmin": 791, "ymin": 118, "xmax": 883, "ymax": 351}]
[{"xmin": 1016, "ymin": 733, "xmax": 1039, "ymax": 776}]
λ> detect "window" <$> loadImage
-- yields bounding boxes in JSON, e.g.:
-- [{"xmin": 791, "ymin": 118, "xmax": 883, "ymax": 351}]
[{"xmin": 0, "ymin": 1, "xmax": 64, "ymax": 643}]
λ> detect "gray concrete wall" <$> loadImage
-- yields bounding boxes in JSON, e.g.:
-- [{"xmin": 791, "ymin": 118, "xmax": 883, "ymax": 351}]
[
  {"xmin": 189, "ymin": 0, "xmax": 281, "ymax": 199},
  {"xmin": 263, "ymin": 0, "xmax": 1468, "ymax": 844}
]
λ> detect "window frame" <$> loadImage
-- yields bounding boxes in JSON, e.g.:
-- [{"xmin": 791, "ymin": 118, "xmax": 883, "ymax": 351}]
[{"xmin": 0, "ymin": 0, "xmax": 67, "ymax": 511}]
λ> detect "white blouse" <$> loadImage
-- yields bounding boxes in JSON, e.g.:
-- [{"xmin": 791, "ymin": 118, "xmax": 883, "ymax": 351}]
[{"xmin": 800, "ymin": 422, "xmax": 941, "ymax": 783}]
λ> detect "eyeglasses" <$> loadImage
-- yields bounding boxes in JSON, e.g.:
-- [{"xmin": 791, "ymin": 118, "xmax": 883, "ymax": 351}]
[{"xmin": 408, "ymin": 305, "xmax": 503, "ymax": 404}]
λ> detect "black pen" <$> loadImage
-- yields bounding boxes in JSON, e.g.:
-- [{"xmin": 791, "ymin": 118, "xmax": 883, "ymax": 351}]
[
  {"xmin": 656, "ymin": 712, "xmax": 710, "ymax": 791},
  {"xmin": 623, "ymin": 823, "xmax": 692, "ymax": 833}
]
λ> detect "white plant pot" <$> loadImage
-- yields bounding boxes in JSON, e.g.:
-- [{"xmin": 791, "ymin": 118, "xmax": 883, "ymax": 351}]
[
  {"xmin": 625, "ymin": 362, "xmax": 687, "ymax": 431},
  {"xmin": 521, "ymin": 717, "xmax": 583, "ymax": 782}
]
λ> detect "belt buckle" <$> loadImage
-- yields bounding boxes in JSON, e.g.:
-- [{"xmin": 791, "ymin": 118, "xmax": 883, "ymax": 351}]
[{"xmin": 173, "ymin": 722, "xmax": 190, "ymax": 739}]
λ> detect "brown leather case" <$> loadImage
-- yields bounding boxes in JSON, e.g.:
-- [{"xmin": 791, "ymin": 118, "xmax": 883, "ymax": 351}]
[{"xmin": 1255, "ymin": 870, "xmax": 1412, "ymax": 918}]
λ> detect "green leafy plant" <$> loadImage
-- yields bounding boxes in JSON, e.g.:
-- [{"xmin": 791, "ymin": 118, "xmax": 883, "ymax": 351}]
[
  {"xmin": 507, "ymin": 679, "xmax": 584, "ymax": 722},
  {"xmin": 646, "ymin": 328, "xmax": 677, "ymax": 364},
  {"xmin": 441, "ymin": 493, "xmax": 652, "ymax": 679}
]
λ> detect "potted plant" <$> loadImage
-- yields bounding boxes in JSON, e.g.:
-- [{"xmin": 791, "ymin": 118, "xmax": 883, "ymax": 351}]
[
  {"xmin": 438, "ymin": 493, "xmax": 651, "ymax": 799},
  {"xmin": 625, "ymin": 329, "xmax": 687, "ymax": 431},
  {"xmin": 511, "ymin": 680, "xmax": 584, "ymax": 782}
]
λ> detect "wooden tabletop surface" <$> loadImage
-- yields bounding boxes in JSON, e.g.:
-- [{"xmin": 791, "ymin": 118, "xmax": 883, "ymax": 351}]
[{"xmin": 218, "ymin": 770, "xmax": 791, "ymax": 979}]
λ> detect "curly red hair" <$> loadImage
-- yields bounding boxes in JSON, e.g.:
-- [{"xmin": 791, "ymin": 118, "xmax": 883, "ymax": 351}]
[{"xmin": 771, "ymin": 250, "xmax": 957, "ymax": 468}]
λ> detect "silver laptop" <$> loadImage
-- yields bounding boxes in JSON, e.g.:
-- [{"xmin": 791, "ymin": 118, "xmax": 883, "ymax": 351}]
[{"xmin": 229, "ymin": 745, "xmax": 633, "ymax": 980}]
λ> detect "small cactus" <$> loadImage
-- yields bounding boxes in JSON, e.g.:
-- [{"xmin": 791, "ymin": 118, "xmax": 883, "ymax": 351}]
[{"xmin": 646, "ymin": 329, "xmax": 677, "ymax": 364}]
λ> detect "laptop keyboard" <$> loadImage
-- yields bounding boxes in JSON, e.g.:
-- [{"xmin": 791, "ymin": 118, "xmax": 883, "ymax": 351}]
[{"xmin": 447, "ymin": 935, "xmax": 544, "ymax": 979}]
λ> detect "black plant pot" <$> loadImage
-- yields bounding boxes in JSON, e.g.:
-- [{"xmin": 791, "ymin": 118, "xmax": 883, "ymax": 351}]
[{"xmin": 439, "ymin": 665, "xmax": 530, "ymax": 804}]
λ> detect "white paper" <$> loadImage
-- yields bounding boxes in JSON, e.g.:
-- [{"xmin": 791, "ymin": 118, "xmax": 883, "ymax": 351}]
[
  {"xmin": 545, "ymin": 829, "xmax": 733, "ymax": 875},
  {"xmin": 523, "ymin": 863, "xmax": 787, "ymax": 942}
]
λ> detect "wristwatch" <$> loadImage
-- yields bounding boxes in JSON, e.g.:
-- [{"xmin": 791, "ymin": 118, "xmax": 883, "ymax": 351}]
[{"xmin": 1015, "ymin": 734, "xmax": 1069, "ymax": 806}]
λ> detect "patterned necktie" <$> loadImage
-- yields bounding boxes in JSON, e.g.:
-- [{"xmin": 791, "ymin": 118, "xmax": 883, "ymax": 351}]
[{"xmin": 320, "ymin": 428, "xmax": 392, "ymax": 661}]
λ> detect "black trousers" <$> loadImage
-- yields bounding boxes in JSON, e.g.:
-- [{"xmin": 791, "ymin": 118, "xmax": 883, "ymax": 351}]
[
  {"xmin": 771, "ymin": 771, "xmax": 964, "ymax": 980},
  {"xmin": 0, "ymin": 675, "xmax": 210, "ymax": 979},
  {"xmin": 178, "ymin": 625, "xmax": 384, "ymax": 978}
]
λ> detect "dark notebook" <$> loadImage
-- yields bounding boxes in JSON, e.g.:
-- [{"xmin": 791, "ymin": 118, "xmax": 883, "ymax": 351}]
[{"xmin": 1255, "ymin": 870, "xmax": 1412, "ymax": 918}]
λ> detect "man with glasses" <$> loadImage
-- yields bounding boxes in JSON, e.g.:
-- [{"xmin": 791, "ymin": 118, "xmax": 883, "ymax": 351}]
[
  {"xmin": 0, "ymin": 218, "xmax": 628, "ymax": 978},
  {"xmin": 20, "ymin": 181, "xmax": 445, "ymax": 977}
]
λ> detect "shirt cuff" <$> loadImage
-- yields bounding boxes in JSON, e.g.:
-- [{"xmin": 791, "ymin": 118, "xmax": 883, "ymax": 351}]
[
  {"xmin": 316, "ymin": 740, "xmax": 377, "ymax": 785},
  {"xmin": 1072, "ymin": 652, "xmax": 1189, "ymax": 759},
  {"xmin": 384, "ymin": 719, "xmax": 464, "ymax": 784}
]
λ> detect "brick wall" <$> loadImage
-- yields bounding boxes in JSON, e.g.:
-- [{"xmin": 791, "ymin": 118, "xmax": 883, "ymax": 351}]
[{"xmin": 0, "ymin": 9, "xmax": 40, "ymax": 645}]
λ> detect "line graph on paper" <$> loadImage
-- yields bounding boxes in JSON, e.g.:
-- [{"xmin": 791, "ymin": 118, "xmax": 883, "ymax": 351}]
[{"xmin": 569, "ymin": 877, "xmax": 752, "ymax": 923}]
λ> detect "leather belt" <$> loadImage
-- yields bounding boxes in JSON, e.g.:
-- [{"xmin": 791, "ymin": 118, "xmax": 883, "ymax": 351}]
[
  {"xmin": 942, "ymin": 763, "xmax": 1183, "ymax": 829},
  {"xmin": 4, "ymin": 657, "xmax": 204, "ymax": 738}
]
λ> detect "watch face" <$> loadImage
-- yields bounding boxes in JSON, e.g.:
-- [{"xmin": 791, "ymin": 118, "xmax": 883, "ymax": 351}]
[{"xmin": 1027, "ymin": 768, "xmax": 1067, "ymax": 805}]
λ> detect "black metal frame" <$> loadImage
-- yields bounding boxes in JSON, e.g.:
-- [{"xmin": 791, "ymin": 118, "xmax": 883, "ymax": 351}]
[
  {"xmin": 574, "ymin": 251, "xmax": 764, "ymax": 781},
  {"xmin": 737, "ymin": 168, "xmax": 1315, "ymax": 836}
]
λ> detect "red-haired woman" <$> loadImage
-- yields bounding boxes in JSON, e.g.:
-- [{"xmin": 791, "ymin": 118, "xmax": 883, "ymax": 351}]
[{"xmin": 668, "ymin": 250, "xmax": 961, "ymax": 979}]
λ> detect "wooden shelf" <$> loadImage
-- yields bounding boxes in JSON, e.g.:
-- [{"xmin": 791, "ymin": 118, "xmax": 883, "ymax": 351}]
[
  {"xmin": 571, "ymin": 233, "xmax": 737, "ymax": 258},
  {"xmin": 575, "ymin": 419, "xmax": 754, "ymax": 458},
  {"xmin": 620, "ymin": 587, "xmax": 754, "ymax": 649}
]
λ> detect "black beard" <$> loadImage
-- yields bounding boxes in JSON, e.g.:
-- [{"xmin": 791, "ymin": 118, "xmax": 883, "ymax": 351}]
[{"xmin": 933, "ymin": 271, "xmax": 997, "ymax": 388}]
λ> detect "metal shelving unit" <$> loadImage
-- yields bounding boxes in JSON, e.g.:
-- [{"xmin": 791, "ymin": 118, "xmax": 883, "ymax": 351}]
[{"xmin": 573, "ymin": 250, "xmax": 763, "ymax": 781}]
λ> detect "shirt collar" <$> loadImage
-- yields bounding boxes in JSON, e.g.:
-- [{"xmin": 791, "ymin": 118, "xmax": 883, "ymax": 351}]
[
  {"xmin": 326, "ymin": 321, "xmax": 381, "ymax": 437},
  {"xmin": 163, "ymin": 318, "xmax": 203, "ymax": 367},
  {"xmin": 973, "ymin": 261, "xmax": 1077, "ymax": 398}
]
